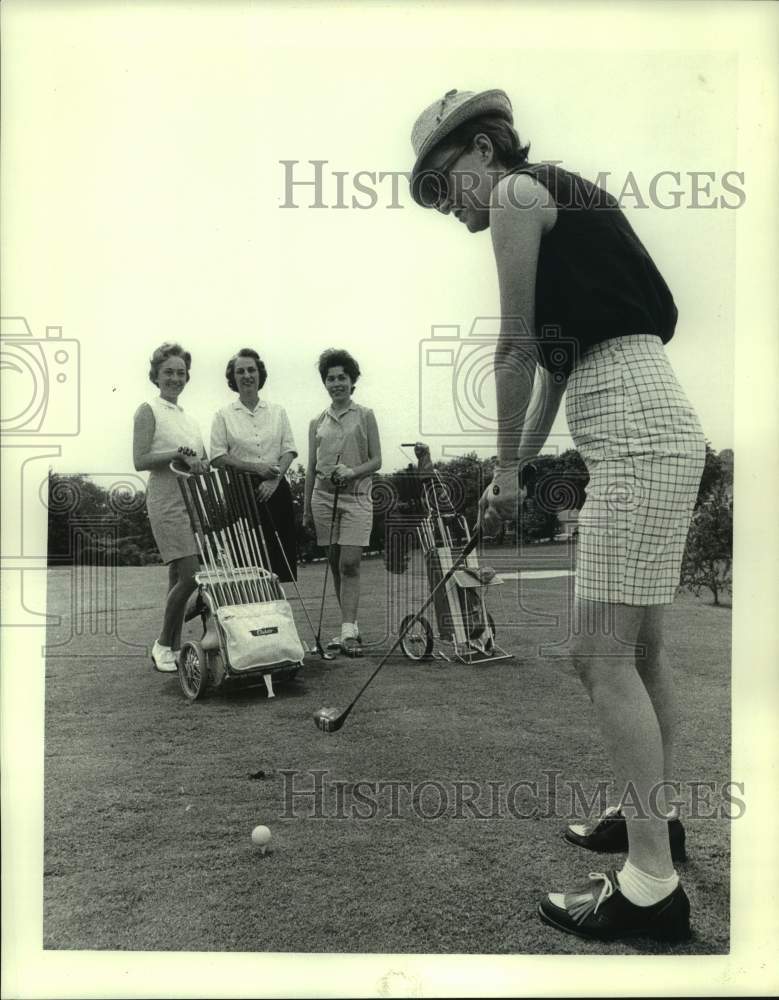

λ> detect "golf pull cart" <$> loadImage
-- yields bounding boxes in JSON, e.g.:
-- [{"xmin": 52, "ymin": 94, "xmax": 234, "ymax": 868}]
[
  {"xmin": 399, "ymin": 447, "xmax": 511, "ymax": 665},
  {"xmin": 173, "ymin": 463, "xmax": 305, "ymax": 701}
]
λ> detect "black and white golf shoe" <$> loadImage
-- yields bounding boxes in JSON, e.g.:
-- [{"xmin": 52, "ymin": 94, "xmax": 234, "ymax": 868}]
[{"xmin": 538, "ymin": 870, "xmax": 692, "ymax": 942}]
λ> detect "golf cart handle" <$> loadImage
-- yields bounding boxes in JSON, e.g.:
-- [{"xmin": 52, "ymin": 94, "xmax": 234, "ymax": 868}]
[{"xmin": 170, "ymin": 458, "xmax": 193, "ymax": 477}]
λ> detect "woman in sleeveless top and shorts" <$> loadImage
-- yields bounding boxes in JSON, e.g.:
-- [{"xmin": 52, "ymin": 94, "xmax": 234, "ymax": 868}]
[
  {"xmin": 410, "ymin": 89, "xmax": 705, "ymax": 942},
  {"xmin": 133, "ymin": 342, "xmax": 207, "ymax": 673},
  {"xmin": 303, "ymin": 349, "xmax": 382, "ymax": 656}
]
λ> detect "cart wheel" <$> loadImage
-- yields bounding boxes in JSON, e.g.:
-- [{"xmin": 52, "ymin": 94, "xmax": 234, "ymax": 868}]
[
  {"xmin": 178, "ymin": 640, "xmax": 210, "ymax": 701},
  {"xmin": 399, "ymin": 614, "xmax": 434, "ymax": 661},
  {"xmin": 208, "ymin": 650, "xmax": 227, "ymax": 690}
]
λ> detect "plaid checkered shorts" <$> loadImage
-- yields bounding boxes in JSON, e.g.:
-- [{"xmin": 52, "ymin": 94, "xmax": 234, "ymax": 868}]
[{"xmin": 566, "ymin": 336, "xmax": 706, "ymax": 605}]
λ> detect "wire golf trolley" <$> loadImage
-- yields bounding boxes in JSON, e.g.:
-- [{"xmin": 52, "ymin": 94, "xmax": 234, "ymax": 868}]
[
  {"xmin": 172, "ymin": 463, "xmax": 305, "ymax": 701},
  {"xmin": 400, "ymin": 472, "xmax": 511, "ymax": 665}
]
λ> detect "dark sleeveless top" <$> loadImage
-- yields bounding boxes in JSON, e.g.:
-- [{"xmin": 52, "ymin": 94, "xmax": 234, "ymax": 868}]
[{"xmin": 511, "ymin": 163, "xmax": 678, "ymax": 376}]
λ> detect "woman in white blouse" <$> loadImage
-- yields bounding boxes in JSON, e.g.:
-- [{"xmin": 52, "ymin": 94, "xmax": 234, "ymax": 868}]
[
  {"xmin": 210, "ymin": 348, "xmax": 298, "ymax": 581},
  {"xmin": 133, "ymin": 342, "xmax": 208, "ymax": 672}
]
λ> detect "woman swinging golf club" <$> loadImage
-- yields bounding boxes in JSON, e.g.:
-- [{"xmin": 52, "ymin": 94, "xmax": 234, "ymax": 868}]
[
  {"xmin": 303, "ymin": 349, "xmax": 382, "ymax": 657},
  {"xmin": 409, "ymin": 89, "xmax": 705, "ymax": 943}
]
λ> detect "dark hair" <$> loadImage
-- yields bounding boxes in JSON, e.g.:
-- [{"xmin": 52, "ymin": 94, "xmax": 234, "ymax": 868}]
[
  {"xmin": 414, "ymin": 114, "xmax": 532, "ymax": 207},
  {"xmin": 225, "ymin": 348, "xmax": 268, "ymax": 392},
  {"xmin": 317, "ymin": 348, "xmax": 360, "ymax": 392},
  {"xmin": 148, "ymin": 342, "xmax": 191, "ymax": 386},
  {"xmin": 443, "ymin": 114, "xmax": 530, "ymax": 169}
]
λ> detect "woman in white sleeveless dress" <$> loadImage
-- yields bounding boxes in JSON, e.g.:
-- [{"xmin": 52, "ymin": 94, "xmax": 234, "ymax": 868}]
[{"xmin": 132, "ymin": 343, "xmax": 207, "ymax": 672}]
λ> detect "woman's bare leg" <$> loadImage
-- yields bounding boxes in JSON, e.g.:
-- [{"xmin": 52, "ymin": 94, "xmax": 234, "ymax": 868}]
[
  {"xmin": 328, "ymin": 544, "xmax": 342, "ymax": 606},
  {"xmin": 572, "ymin": 598, "xmax": 674, "ymax": 878},
  {"xmin": 338, "ymin": 545, "xmax": 363, "ymax": 625},
  {"xmin": 160, "ymin": 554, "xmax": 199, "ymax": 650},
  {"xmin": 635, "ymin": 605, "xmax": 676, "ymax": 812}
]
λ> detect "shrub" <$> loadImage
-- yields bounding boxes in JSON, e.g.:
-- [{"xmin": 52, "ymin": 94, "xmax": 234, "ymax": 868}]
[{"xmin": 680, "ymin": 481, "xmax": 733, "ymax": 605}]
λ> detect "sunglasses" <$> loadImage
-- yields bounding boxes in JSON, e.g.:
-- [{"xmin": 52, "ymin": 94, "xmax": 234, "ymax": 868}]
[{"xmin": 416, "ymin": 145, "xmax": 468, "ymax": 210}]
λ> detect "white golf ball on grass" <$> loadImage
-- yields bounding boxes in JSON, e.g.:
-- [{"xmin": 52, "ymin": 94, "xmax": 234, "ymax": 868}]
[{"xmin": 251, "ymin": 825, "xmax": 272, "ymax": 853}]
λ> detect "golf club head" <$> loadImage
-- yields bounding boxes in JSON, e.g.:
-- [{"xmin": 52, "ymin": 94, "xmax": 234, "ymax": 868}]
[
  {"xmin": 310, "ymin": 642, "xmax": 335, "ymax": 661},
  {"xmin": 313, "ymin": 707, "xmax": 345, "ymax": 733}
]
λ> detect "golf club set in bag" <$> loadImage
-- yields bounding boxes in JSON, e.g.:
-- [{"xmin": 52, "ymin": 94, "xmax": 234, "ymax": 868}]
[
  {"xmin": 313, "ymin": 444, "xmax": 513, "ymax": 733},
  {"xmin": 397, "ymin": 445, "xmax": 510, "ymax": 665},
  {"xmin": 171, "ymin": 461, "xmax": 310, "ymax": 701},
  {"xmin": 171, "ymin": 443, "xmax": 509, "ymax": 726}
]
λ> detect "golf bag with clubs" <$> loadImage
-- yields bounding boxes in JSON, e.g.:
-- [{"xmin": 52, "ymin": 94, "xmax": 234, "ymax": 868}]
[
  {"xmin": 399, "ymin": 448, "xmax": 511, "ymax": 665},
  {"xmin": 173, "ymin": 464, "xmax": 305, "ymax": 701}
]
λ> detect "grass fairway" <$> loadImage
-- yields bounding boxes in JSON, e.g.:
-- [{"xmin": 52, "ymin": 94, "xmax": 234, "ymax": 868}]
[{"xmin": 44, "ymin": 547, "xmax": 731, "ymax": 955}]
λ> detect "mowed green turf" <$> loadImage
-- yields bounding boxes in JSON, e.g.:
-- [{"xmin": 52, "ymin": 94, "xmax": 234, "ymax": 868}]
[{"xmin": 44, "ymin": 547, "xmax": 731, "ymax": 955}]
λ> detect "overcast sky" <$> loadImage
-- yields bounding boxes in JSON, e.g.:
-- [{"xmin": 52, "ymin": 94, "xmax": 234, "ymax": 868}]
[{"xmin": 3, "ymin": 3, "xmax": 743, "ymax": 492}]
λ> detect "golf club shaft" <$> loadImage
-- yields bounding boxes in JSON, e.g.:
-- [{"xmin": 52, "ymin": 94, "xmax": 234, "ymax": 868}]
[
  {"xmin": 199, "ymin": 476, "xmax": 242, "ymax": 604},
  {"xmin": 218, "ymin": 475, "xmax": 255, "ymax": 605},
  {"xmin": 176, "ymin": 468, "xmax": 221, "ymax": 607},
  {"xmin": 209, "ymin": 471, "xmax": 246, "ymax": 602},
  {"xmin": 239, "ymin": 470, "xmax": 278, "ymax": 602},
  {"xmin": 315, "ymin": 452, "xmax": 342, "ymax": 641},
  {"xmin": 259, "ymin": 497, "xmax": 327, "ymax": 647},
  {"xmin": 247, "ymin": 476, "xmax": 275, "ymax": 587},
  {"xmin": 185, "ymin": 475, "xmax": 229, "ymax": 605},
  {"xmin": 209, "ymin": 472, "xmax": 252, "ymax": 604},
  {"xmin": 229, "ymin": 469, "xmax": 267, "ymax": 601},
  {"xmin": 220, "ymin": 468, "xmax": 262, "ymax": 602},
  {"xmin": 341, "ymin": 526, "xmax": 483, "ymax": 718}
]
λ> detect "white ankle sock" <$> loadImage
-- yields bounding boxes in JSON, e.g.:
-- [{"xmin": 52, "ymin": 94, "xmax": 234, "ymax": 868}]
[{"xmin": 617, "ymin": 859, "xmax": 679, "ymax": 906}]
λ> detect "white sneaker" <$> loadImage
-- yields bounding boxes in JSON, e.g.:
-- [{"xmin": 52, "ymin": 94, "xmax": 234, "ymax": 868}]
[{"xmin": 151, "ymin": 640, "xmax": 177, "ymax": 673}]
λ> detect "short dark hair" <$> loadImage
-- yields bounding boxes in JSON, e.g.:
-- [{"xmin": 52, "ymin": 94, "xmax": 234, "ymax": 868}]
[
  {"xmin": 317, "ymin": 348, "xmax": 360, "ymax": 392},
  {"xmin": 442, "ymin": 114, "xmax": 530, "ymax": 169},
  {"xmin": 225, "ymin": 348, "xmax": 268, "ymax": 392},
  {"xmin": 148, "ymin": 342, "xmax": 191, "ymax": 386}
]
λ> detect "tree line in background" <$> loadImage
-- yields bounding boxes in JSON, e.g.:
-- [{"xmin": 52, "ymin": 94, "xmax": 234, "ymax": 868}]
[{"xmin": 47, "ymin": 444, "xmax": 733, "ymax": 604}]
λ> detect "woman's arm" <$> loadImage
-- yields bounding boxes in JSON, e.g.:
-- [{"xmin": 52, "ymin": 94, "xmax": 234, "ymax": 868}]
[
  {"xmin": 132, "ymin": 404, "xmax": 188, "ymax": 472},
  {"xmin": 479, "ymin": 174, "xmax": 558, "ymax": 528},
  {"xmin": 490, "ymin": 172, "xmax": 557, "ymax": 467},
  {"xmin": 209, "ymin": 411, "xmax": 279, "ymax": 478},
  {"xmin": 516, "ymin": 365, "xmax": 568, "ymax": 465},
  {"xmin": 303, "ymin": 419, "xmax": 318, "ymax": 517},
  {"xmin": 275, "ymin": 409, "xmax": 298, "ymax": 478},
  {"xmin": 211, "ymin": 453, "xmax": 278, "ymax": 476},
  {"xmin": 337, "ymin": 410, "xmax": 382, "ymax": 481},
  {"xmin": 276, "ymin": 450, "xmax": 296, "ymax": 477}
]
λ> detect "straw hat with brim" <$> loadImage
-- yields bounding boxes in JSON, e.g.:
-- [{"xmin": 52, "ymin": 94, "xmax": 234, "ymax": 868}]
[{"xmin": 410, "ymin": 88, "xmax": 513, "ymax": 206}]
